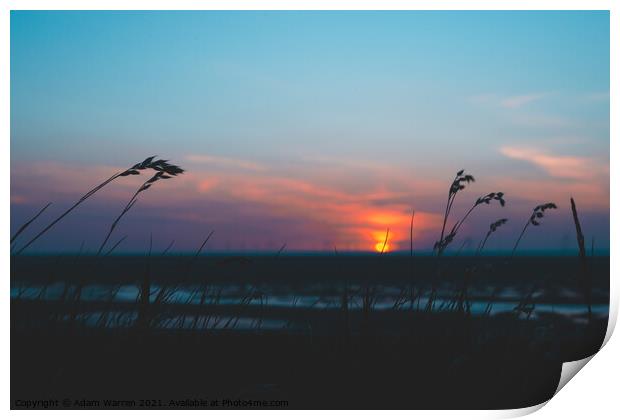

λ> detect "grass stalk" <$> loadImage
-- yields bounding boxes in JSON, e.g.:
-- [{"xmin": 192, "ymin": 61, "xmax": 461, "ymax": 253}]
[
  {"xmin": 11, "ymin": 202, "xmax": 52, "ymax": 244},
  {"xmin": 570, "ymin": 197, "xmax": 592, "ymax": 321}
]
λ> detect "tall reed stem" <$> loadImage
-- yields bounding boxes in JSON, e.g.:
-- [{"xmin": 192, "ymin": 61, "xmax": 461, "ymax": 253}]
[
  {"xmin": 15, "ymin": 173, "xmax": 121, "ymax": 255},
  {"xmin": 511, "ymin": 221, "xmax": 530, "ymax": 257},
  {"xmin": 11, "ymin": 202, "xmax": 52, "ymax": 244},
  {"xmin": 570, "ymin": 197, "xmax": 592, "ymax": 321}
]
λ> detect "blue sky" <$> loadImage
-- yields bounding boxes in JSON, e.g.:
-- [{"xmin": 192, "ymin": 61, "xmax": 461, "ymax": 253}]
[{"xmin": 10, "ymin": 11, "xmax": 610, "ymax": 253}]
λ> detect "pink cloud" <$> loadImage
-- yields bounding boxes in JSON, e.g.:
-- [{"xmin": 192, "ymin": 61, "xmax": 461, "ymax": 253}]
[
  {"xmin": 12, "ymin": 157, "xmax": 450, "ymax": 251},
  {"xmin": 493, "ymin": 176, "xmax": 608, "ymax": 212},
  {"xmin": 11, "ymin": 152, "xmax": 609, "ymax": 252},
  {"xmin": 183, "ymin": 170, "xmax": 445, "ymax": 251},
  {"xmin": 470, "ymin": 92, "xmax": 547, "ymax": 109},
  {"xmin": 500, "ymin": 146, "xmax": 608, "ymax": 181}
]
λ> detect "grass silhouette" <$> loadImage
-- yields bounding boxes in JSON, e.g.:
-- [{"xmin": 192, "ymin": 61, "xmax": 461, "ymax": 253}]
[
  {"xmin": 571, "ymin": 197, "xmax": 592, "ymax": 320},
  {"xmin": 9, "ymin": 163, "xmax": 608, "ymax": 409},
  {"xmin": 436, "ymin": 170, "xmax": 475, "ymax": 255},
  {"xmin": 477, "ymin": 218, "xmax": 508, "ymax": 256},
  {"xmin": 14, "ymin": 156, "xmax": 184, "ymax": 255},
  {"xmin": 10, "ymin": 202, "xmax": 52, "ymax": 245},
  {"xmin": 97, "ymin": 165, "xmax": 184, "ymax": 256},
  {"xmin": 434, "ymin": 170, "xmax": 505, "ymax": 256},
  {"xmin": 511, "ymin": 202, "xmax": 557, "ymax": 257}
]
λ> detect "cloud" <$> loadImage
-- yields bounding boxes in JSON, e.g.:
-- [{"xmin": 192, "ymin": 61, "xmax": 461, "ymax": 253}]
[
  {"xmin": 12, "ymin": 150, "xmax": 609, "ymax": 252},
  {"xmin": 11, "ymin": 159, "xmax": 445, "ymax": 252},
  {"xmin": 469, "ymin": 92, "xmax": 548, "ymax": 109},
  {"xmin": 498, "ymin": 145, "xmax": 609, "ymax": 210},
  {"xmin": 187, "ymin": 171, "xmax": 444, "ymax": 251},
  {"xmin": 492, "ymin": 176, "xmax": 609, "ymax": 211},
  {"xmin": 500, "ymin": 145, "xmax": 608, "ymax": 181},
  {"xmin": 198, "ymin": 178, "xmax": 219, "ymax": 192},
  {"xmin": 186, "ymin": 154, "xmax": 267, "ymax": 172},
  {"xmin": 500, "ymin": 93, "xmax": 547, "ymax": 109}
]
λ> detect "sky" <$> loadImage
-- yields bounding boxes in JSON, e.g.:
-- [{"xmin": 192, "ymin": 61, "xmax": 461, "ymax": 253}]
[{"xmin": 10, "ymin": 11, "xmax": 610, "ymax": 254}]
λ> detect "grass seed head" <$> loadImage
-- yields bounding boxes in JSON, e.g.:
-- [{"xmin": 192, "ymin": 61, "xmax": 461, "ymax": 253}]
[
  {"xmin": 450, "ymin": 170, "xmax": 475, "ymax": 194},
  {"xmin": 529, "ymin": 202, "xmax": 557, "ymax": 226},
  {"xmin": 476, "ymin": 192, "xmax": 506, "ymax": 207},
  {"xmin": 123, "ymin": 156, "xmax": 185, "ymax": 177},
  {"xmin": 489, "ymin": 218, "xmax": 508, "ymax": 233}
]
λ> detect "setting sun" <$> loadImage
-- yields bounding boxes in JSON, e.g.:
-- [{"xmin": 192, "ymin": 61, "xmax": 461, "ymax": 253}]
[
  {"xmin": 372, "ymin": 228, "xmax": 392, "ymax": 253},
  {"xmin": 374, "ymin": 242, "xmax": 391, "ymax": 253}
]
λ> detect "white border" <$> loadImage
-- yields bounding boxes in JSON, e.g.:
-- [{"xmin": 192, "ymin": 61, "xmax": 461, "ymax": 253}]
[
  {"xmin": 2, "ymin": 2, "xmax": 616, "ymax": 419},
  {"xmin": 0, "ymin": 0, "xmax": 616, "ymax": 11}
]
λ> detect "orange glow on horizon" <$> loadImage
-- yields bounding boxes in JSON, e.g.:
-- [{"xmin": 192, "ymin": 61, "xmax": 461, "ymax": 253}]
[
  {"xmin": 12, "ymin": 160, "xmax": 453, "ymax": 251},
  {"xmin": 372, "ymin": 228, "xmax": 392, "ymax": 253},
  {"xmin": 374, "ymin": 241, "xmax": 391, "ymax": 253}
]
